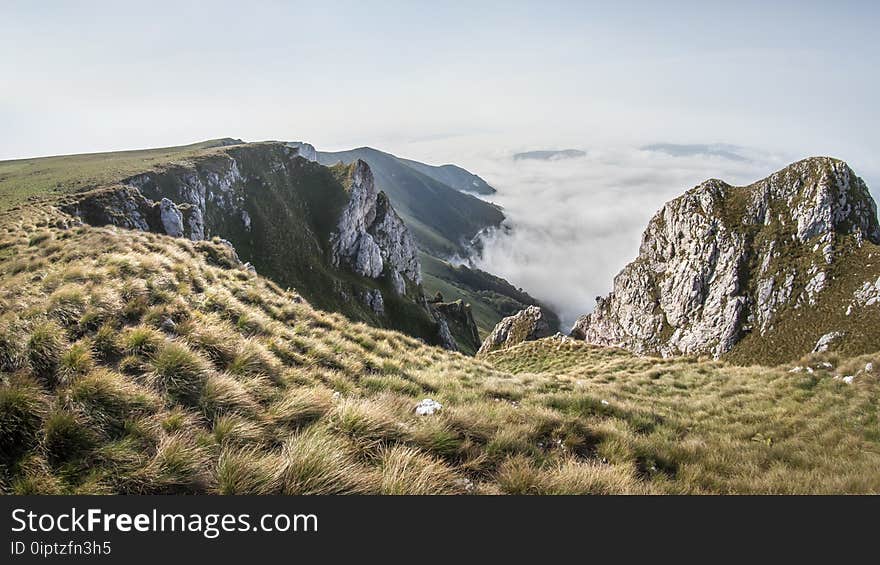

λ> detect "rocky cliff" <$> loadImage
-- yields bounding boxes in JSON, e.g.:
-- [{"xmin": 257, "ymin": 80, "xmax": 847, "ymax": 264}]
[
  {"xmin": 315, "ymin": 146, "xmax": 505, "ymax": 257},
  {"xmin": 429, "ymin": 299, "xmax": 482, "ymax": 355},
  {"xmin": 59, "ymin": 142, "xmax": 439, "ymax": 344},
  {"xmin": 477, "ymin": 306, "xmax": 553, "ymax": 357},
  {"xmin": 329, "ymin": 160, "xmax": 420, "ymax": 295},
  {"xmin": 572, "ymin": 157, "xmax": 880, "ymax": 362}
]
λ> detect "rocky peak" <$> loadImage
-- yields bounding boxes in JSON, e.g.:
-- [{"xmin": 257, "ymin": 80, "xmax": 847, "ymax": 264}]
[
  {"xmin": 330, "ymin": 159, "xmax": 421, "ymax": 295},
  {"xmin": 429, "ymin": 299, "xmax": 481, "ymax": 354},
  {"xmin": 477, "ymin": 306, "xmax": 553, "ymax": 357},
  {"xmin": 572, "ymin": 157, "xmax": 880, "ymax": 359}
]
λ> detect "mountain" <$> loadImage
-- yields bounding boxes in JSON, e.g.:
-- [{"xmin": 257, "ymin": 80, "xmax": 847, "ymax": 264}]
[
  {"xmin": 13, "ymin": 140, "xmax": 448, "ymax": 345},
  {"xmin": 2, "ymin": 145, "xmax": 880, "ymax": 494},
  {"xmin": 0, "ymin": 138, "xmax": 552, "ymax": 354},
  {"xmin": 397, "ymin": 158, "xmax": 496, "ymax": 195},
  {"xmin": 640, "ymin": 143, "xmax": 748, "ymax": 162},
  {"xmin": 572, "ymin": 157, "xmax": 880, "ymax": 364},
  {"xmin": 2, "ymin": 200, "xmax": 879, "ymax": 494},
  {"xmin": 314, "ymin": 147, "xmax": 504, "ymax": 257},
  {"xmin": 513, "ymin": 149, "xmax": 586, "ymax": 161},
  {"xmin": 313, "ymin": 145, "xmax": 558, "ymax": 347}
]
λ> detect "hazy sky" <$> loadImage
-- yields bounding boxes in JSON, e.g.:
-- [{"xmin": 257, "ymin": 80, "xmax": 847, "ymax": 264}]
[
  {"xmin": 2, "ymin": 1, "xmax": 878, "ymax": 169},
  {"xmin": 3, "ymin": 1, "xmax": 878, "ymax": 325}
]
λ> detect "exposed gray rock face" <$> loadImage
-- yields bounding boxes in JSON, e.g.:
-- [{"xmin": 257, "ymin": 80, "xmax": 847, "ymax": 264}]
[
  {"xmin": 62, "ymin": 149, "xmax": 422, "ymax": 300},
  {"xmin": 813, "ymin": 331, "xmax": 844, "ymax": 353},
  {"xmin": 849, "ymin": 276, "xmax": 880, "ymax": 314},
  {"xmin": 286, "ymin": 141, "xmax": 318, "ymax": 162},
  {"xmin": 64, "ymin": 152, "xmax": 250, "ymax": 242},
  {"xmin": 477, "ymin": 306, "xmax": 553, "ymax": 357},
  {"xmin": 363, "ymin": 288, "xmax": 385, "ymax": 315},
  {"xmin": 330, "ymin": 159, "xmax": 421, "ymax": 295},
  {"xmin": 435, "ymin": 317, "xmax": 458, "ymax": 352},
  {"xmin": 572, "ymin": 157, "xmax": 880, "ymax": 358},
  {"xmin": 429, "ymin": 299, "xmax": 481, "ymax": 354},
  {"xmin": 158, "ymin": 198, "xmax": 184, "ymax": 237}
]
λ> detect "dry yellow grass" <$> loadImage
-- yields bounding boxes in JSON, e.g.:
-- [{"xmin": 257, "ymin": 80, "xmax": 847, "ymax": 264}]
[{"xmin": 1, "ymin": 204, "xmax": 879, "ymax": 494}]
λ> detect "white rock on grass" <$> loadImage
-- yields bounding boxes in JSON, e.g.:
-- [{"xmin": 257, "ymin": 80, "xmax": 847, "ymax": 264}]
[{"xmin": 415, "ymin": 398, "xmax": 442, "ymax": 416}]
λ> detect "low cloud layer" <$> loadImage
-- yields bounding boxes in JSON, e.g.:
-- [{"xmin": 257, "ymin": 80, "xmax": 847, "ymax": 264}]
[{"xmin": 465, "ymin": 147, "xmax": 789, "ymax": 330}]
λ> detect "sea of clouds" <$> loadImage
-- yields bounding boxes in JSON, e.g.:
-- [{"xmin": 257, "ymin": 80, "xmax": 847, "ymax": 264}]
[{"xmin": 461, "ymin": 145, "xmax": 790, "ymax": 330}]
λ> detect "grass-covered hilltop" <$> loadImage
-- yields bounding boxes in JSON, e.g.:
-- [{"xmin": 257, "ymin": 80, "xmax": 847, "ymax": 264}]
[{"xmin": 1, "ymin": 142, "xmax": 879, "ymax": 494}]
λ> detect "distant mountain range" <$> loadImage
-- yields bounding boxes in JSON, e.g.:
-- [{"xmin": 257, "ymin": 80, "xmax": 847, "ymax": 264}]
[
  {"xmin": 397, "ymin": 158, "xmax": 495, "ymax": 195},
  {"xmin": 513, "ymin": 149, "xmax": 586, "ymax": 161},
  {"xmin": 641, "ymin": 143, "xmax": 749, "ymax": 162}
]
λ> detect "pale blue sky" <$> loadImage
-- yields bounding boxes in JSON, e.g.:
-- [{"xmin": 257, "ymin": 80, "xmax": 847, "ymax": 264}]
[{"xmin": 2, "ymin": 0, "xmax": 878, "ymax": 185}]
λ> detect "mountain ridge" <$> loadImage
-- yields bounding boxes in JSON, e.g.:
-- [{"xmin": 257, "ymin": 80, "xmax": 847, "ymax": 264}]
[
  {"xmin": 51, "ymin": 142, "xmax": 444, "ymax": 345},
  {"xmin": 572, "ymin": 156, "xmax": 880, "ymax": 363},
  {"xmin": 315, "ymin": 146, "xmax": 504, "ymax": 257}
]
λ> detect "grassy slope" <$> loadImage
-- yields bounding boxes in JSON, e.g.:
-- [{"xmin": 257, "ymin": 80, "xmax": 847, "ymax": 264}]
[
  {"xmin": 397, "ymin": 158, "xmax": 496, "ymax": 195},
  {"xmin": 0, "ymin": 141, "xmax": 439, "ymax": 344},
  {"xmin": 2, "ymin": 210, "xmax": 879, "ymax": 494},
  {"xmin": 0, "ymin": 139, "xmax": 243, "ymax": 210}
]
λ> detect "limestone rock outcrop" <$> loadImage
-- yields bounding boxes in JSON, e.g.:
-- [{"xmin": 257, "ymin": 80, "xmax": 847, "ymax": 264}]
[
  {"xmin": 429, "ymin": 299, "xmax": 481, "ymax": 354},
  {"xmin": 63, "ymin": 147, "xmax": 421, "ymax": 298},
  {"xmin": 59, "ymin": 142, "xmax": 439, "ymax": 344},
  {"xmin": 330, "ymin": 160, "xmax": 421, "ymax": 295},
  {"xmin": 477, "ymin": 306, "xmax": 553, "ymax": 357},
  {"xmin": 572, "ymin": 157, "xmax": 880, "ymax": 358}
]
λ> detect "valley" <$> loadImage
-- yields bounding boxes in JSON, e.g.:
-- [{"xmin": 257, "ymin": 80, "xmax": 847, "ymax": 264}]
[{"xmin": 1, "ymin": 140, "xmax": 879, "ymax": 494}]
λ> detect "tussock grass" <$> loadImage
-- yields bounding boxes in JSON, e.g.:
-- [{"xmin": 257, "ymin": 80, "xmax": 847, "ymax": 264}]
[
  {"xmin": 378, "ymin": 445, "xmax": 462, "ymax": 495},
  {"xmin": 2, "ymin": 209, "xmax": 880, "ymax": 494},
  {"xmin": 0, "ymin": 381, "xmax": 48, "ymax": 464},
  {"xmin": 122, "ymin": 326, "xmax": 163, "ymax": 357},
  {"xmin": 267, "ymin": 387, "xmax": 333, "ymax": 428},
  {"xmin": 0, "ymin": 318, "xmax": 25, "ymax": 371},
  {"xmin": 92, "ymin": 322, "xmax": 121, "ymax": 360},
  {"xmin": 57, "ymin": 341, "xmax": 94, "ymax": 383},
  {"xmin": 329, "ymin": 398, "xmax": 407, "ymax": 453},
  {"xmin": 215, "ymin": 447, "xmax": 282, "ymax": 494},
  {"xmin": 278, "ymin": 427, "xmax": 372, "ymax": 494},
  {"xmin": 132, "ymin": 434, "xmax": 212, "ymax": 494},
  {"xmin": 146, "ymin": 342, "xmax": 209, "ymax": 404},
  {"xmin": 211, "ymin": 414, "xmax": 267, "ymax": 446},
  {"xmin": 26, "ymin": 320, "xmax": 66, "ymax": 385},
  {"xmin": 65, "ymin": 369, "xmax": 160, "ymax": 436},
  {"xmin": 42, "ymin": 410, "xmax": 96, "ymax": 468},
  {"xmin": 199, "ymin": 373, "xmax": 259, "ymax": 418}
]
